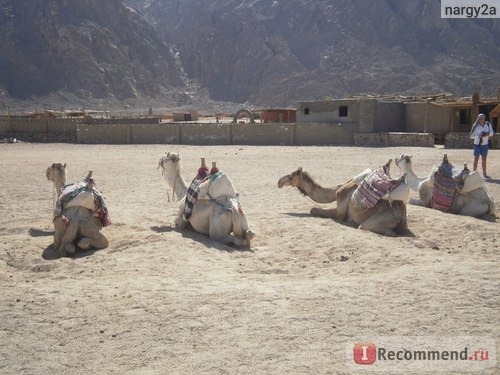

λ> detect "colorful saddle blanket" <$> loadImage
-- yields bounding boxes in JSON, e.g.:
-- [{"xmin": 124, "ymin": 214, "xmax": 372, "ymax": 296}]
[
  {"xmin": 354, "ymin": 166, "xmax": 402, "ymax": 209},
  {"xmin": 56, "ymin": 181, "xmax": 111, "ymax": 226},
  {"xmin": 183, "ymin": 177, "xmax": 205, "ymax": 220},
  {"xmin": 431, "ymin": 162, "xmax": 466, "ymax": 212},
  {"xmin": 183, "ymin": 167, "xmax": 210, "ymax": 220}
]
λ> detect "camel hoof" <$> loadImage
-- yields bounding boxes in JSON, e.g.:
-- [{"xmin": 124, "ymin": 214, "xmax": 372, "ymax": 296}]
[
  {"xmin": 244, "ymin": 230, "xmax": 255, "ymax": 242},
  {"xmin": 174, "ymin": 217, "xmax": 188, "ymax": 229},
  {"xmin": 310, "ymin": 208, "xmax": 320, "ymax": 216},
  {"xmin": 66, "ymin": 243, "xmax": 76, "ymax": 256}
]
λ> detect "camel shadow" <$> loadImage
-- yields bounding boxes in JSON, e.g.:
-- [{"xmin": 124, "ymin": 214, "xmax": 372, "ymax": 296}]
[
  {"xmin": 150, "ymin": 225, "xmax": 176, "ymax": 233},
  {"xmin": 29, "ymin": 228, "xmax": 54, "ymax": 237},
  {"xmin": 284, "ymin": 212, "xmax": 415, "ymax": 237},
  {"xmin": 42, "ymin": 243, "xmax": 104, "ymax": 260},
  {"xmin": 282, "ymin": 212, "xmax": 313, "ymax": 218},
  {"xmin": 151, "ymin": 225, "xmax": 252, "ymax": 252}
]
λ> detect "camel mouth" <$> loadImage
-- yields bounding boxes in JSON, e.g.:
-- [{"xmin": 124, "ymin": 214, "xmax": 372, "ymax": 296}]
[{"xmin": 277, "ymin": 176, "xmax": 291, "ymax": 188}]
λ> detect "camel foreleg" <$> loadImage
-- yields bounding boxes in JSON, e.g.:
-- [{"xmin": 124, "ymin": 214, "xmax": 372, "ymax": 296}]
[
  {"xmin": 358, "ymin": 204, "xmax": 407, "ymax": 236},
  {"xmin": 77, "ymin": 217, "xmax": 108, "ymax": 251},
  {"xmin": 310, "ymin": 207, "xmax": 346, "ymax": 221},
  {"xmin": 57, "ymin": 216, "xmax": 79, "ymax": 257}
]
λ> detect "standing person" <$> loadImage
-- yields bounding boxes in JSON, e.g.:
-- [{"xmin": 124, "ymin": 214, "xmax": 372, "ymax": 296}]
[{"xmin": 469, "ymin": 113, "xmax": 494, "ymax": 178}]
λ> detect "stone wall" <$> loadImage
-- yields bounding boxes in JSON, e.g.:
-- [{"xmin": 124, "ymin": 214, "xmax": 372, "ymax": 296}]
[
  {"xmin": 354, "ymin": 132, "xmax": 434, "ymax": 147},
  {"xmin": 445, "ymin": 132, "xmax": 499, "ymax": 149},
  {"xmin": 0, "ymin": 118, "xmax": 77, "ymax": 142},
  {"xmin": 5, "ymin": 118, "xmax": 495, "ymax": 148}
]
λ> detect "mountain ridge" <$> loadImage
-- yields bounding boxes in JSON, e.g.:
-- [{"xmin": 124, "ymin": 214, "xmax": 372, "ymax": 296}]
[{"xmin": 1, "ymin": 0, "xmax": 499, "ymax": 110}]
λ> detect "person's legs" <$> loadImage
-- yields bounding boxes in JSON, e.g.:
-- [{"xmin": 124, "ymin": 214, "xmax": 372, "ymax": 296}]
[
  {"xmin": 480, "ymin": 144, "xmax": 489, "ymax": 178},
  {"xmin": 481, "ymin": 155, "xmax": 488, "ymax": 177},
  {"xmin": 473, "ymin": 155, "xmax": 480, "ymax": 171},
  {"xmin": 473, "ymin": 144, "xmax": 481, "ymax": 171}
]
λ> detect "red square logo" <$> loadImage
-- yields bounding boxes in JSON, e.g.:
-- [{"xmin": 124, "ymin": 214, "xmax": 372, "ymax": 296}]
[{"xmin": 353, "ymin": 342, "xmax": 377, "ymax": 364}]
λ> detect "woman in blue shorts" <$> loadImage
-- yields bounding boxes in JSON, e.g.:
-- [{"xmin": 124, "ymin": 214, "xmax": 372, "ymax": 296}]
[{"xmin": 469, "ymin": 113, "xmax": 494, "ymax": 179}]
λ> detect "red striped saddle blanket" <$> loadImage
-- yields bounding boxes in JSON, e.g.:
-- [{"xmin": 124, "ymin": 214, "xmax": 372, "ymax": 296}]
[
  {"xmin": 354, "ymin": 166, "xmax": 403, "ymax": 209},
  {"xmin": 431, "ymin": 162, "xmax": 467, "ymax": 212}
]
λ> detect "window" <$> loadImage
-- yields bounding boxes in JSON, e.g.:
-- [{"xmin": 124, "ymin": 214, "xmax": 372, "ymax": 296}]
[
  {"xmin": 459, "ymin": 109, "xmax": 470, "ymax": 124},
  {"xmin": 339, "ymin": 106, "xmax": 348, "ymax": 117},
  {"xmin": 304, "ymin": 107, "xmax": 310, "ymax": 115}
]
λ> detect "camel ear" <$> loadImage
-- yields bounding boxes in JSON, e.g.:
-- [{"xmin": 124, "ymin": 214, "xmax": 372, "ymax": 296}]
[
  {"xmin": 63, "ymin": 163, "xmax": 66, "ymax": 168},
  {"xmin": 297, "ymin": 167, "xmax": 303, "ymax": 174},
  {"xmin": 167, "ymin": 152, "xmax": 170, "ymax": 156}
]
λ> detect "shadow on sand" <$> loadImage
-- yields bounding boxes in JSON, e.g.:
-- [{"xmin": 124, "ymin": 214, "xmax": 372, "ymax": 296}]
[
  {"xmin": 150, "ymin": 225, "xmax": 253, "ymax": 253},
  {"xmin": 42, "ymin": 243, "xmax": 105, "ymax": 260},
  {"xmin": 28, "ymin": 228, "xmax": 54, "ymax": 237}
]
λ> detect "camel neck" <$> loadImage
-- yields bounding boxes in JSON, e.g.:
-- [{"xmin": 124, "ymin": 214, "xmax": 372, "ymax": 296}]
[{"xmin": 298, "ymin": 177, "xmax": 337, "ymax": 203}]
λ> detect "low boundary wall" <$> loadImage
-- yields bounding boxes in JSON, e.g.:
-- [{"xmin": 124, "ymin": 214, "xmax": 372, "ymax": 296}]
[
  {"xmin": 0, "ymin": 118, "xmax": 77, "ymax": 142},
  {"xmin": 76, "ymin": 122, "xmax": 359, "ymax": 145},
  {"xmin": 354, "ymin": 132, "xmax": 434, "ymax": 147},
  {"xmin": 445, "ymin": 132, "xmax": 499, "ymax": 149},
  {"xmin": 2, "ymin": 118, "xmax": 498, "ymax": 148}
]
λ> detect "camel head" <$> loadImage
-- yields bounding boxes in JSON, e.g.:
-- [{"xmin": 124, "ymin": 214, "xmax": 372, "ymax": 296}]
[
  {"xmin": 158, "ymin": 151, "xmax": 181, "ymax": 173},
  {"xmin": 278, "ymin": 167, "xmax": 305, "ymax": 189},
  {"xmin": 46, "ymin": 162, "xmax": 67, "ymax": 183},
  {"xmin": 395, "ymin": 154, "xmax": 412, "ymax": 167}
]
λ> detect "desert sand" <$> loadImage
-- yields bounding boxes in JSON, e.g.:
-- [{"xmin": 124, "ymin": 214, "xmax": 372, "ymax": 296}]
[{"xmin": 0, "ymin": 143, "xmax": 498, "ymax": 374}]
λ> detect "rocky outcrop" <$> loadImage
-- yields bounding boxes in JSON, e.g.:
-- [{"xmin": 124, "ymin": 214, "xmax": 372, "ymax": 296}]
[
  {"xmin": 131, "ymin": 0, "xmax": 500, "ymax": 106},
  {"xmin": 0, "ymin": 0, "xmax": 185, "ymax": 100}
]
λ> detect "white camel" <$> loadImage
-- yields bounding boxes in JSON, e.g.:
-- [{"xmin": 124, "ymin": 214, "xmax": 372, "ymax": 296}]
[
  {"xmin": 395, "ymin": 154, "xmax": 495, "ymax": 218},
  {"xmin": 53, "ymin": 171, "xmax": 110, "ymax": 257},
  {"xmin": 158, "ymin": 152, "xmax": 255, "ymax": 246}
]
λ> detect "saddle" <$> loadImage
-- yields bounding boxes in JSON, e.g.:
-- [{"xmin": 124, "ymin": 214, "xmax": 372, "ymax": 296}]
[
  {"xmin": 55, "ymin": 178, "xmax": 111, "ymax": 227},
  {"xmin": 431, "ymin": 157, "xmax": 469, "ymax": 212},
  {"xmin": 353, "ymin": 164, "xmax": 404, "ymax": 209}
]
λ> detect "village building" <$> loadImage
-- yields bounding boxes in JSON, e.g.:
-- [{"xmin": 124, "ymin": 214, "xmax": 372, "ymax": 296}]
[{"xmin": 297, "ymin": 94, "xmax": 499, "ymax": 144}]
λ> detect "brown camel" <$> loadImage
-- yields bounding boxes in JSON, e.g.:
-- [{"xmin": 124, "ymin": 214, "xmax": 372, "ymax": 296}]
[{"xmin": 278, "ymin": 162, "xmax": 409, "ymax": 236}]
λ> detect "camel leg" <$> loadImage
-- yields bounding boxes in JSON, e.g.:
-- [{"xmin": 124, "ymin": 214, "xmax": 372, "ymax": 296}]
[
  {"xmin": 77, "ymin": 232, "xmax": 109, "ymax": 250},
  {"xmin": 315, "ymin": 185, "xmax": 355, "ymax": 221},
  {"xmin": 458, "ymin": 201, "xmax": 490, "ymax": 218},
  {"xmin": 358, "ymin": 211, "xmax": 400, "ymax": 236},
  {"xmin": 209, "ymin": 208, "xmax": 247, "ymax": 246},
  {"xmin": 77, "ymin": 219, "xmax": 108, "ymax": 251},
  {"xmin": 53, "ymin": 216, "xmax": 65, "ymax": 251},
  {"xmin": 58, "ymin": 217, "xmax": 79, "ymax": 257},
  {"xmin": 310, "ymin": 207, "xmax": 345, "ymax": 221},
  {"xmin": 238, "ymin": 210, "xmax": 255, "ymax": 242}
]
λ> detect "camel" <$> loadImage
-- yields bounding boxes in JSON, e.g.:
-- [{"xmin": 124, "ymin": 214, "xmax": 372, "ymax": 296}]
[
  {"xmin": 158, "ymin": 152, "xmax": 255, "ymax": 246},
  {"xmin": 46, "ymin": 162, "xmax": 67, "ymax": 205},
  {"xmin": 53, "ymin": 170, "xmax": 110, "ymax": 257},
  {"xmin": 395, "ymin": 154, "xmax": 495, "ymax": 218},
  {"xmin": 278, "ymin": 160, "xmax": 409, "ymax": 236}
]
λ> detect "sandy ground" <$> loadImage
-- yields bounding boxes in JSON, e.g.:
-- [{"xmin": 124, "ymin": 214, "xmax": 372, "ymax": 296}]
[{"xmin": 0, "ymin": 143, "xmax": 498, "ymax": 374}]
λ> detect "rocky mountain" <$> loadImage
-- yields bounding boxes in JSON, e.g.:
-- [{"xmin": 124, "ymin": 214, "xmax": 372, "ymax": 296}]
[
  {"xmin": 0, "ymin": 0, "xmax": 186, "ymax": 108},
  {"xmin": 129, "ymin": 0, "xmax": 500, "ymax": 106},
  {"xmin": 0, "ymin": 0, "xmax": 499, "ymax": 110}
]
